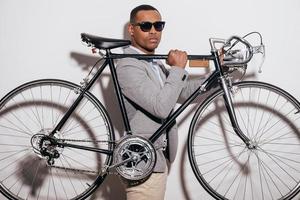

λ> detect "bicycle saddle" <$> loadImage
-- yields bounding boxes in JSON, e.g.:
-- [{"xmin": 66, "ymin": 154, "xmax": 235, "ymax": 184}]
[{"xmin": 81, "ymin": 33, "xmax": 131, "ymax": 50}]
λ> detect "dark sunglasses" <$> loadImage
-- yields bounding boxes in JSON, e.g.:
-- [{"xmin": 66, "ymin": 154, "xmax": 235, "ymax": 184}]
[{"xmin": 132, "ymin": 21, "xmax": 165, "ymax": 32}]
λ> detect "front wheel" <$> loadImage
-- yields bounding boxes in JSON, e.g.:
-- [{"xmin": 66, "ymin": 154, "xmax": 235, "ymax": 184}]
[
  {"xmin": 0, "ymin": 79, "xmax": 115, "ymax": 200},
  {"xmin": 188, "ymin": 81, "xmax": 300, "ymax": 200}
]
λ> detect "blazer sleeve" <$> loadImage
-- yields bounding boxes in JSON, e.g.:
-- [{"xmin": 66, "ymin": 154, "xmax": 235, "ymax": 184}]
[
  {"xmin": 179, "ymin": 78, "xmax": 203, "ymax": 100},
  {"xmin": 116, "ymin": 58, "xmax": 188, "ymax": 119}
]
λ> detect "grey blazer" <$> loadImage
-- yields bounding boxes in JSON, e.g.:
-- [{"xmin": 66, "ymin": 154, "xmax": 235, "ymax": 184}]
[{"xmin": 116, "ymin": 46, "xmax": 201, "ymax": 172}]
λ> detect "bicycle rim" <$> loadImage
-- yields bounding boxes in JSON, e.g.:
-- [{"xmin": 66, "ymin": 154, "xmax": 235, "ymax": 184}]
[
  {"xmin": 0, "ymin": 79, "xmax": 114, "ymax": 200},
  {"xmin": 188, "ymin": 81, "xmax": 300, "ymax": 200}
]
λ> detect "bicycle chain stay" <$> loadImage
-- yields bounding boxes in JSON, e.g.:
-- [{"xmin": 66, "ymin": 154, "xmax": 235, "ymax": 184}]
[
  {"xmin": 47, "ymin": 138, "xmax": 115, "ymax": 175},
  {"xmin": 56, "ymin": 138, "xmax": 115, "ymax": 144}
]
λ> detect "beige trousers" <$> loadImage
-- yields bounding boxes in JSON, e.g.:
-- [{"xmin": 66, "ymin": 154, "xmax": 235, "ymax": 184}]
[{"xmin": 125, "ymin": 169, "xmax": 168, "ymax": 200}]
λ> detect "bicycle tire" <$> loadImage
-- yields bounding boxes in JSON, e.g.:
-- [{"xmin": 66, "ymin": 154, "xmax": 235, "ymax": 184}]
[
  {"xmin": 188, "ymin": 81, "xmax": 300, "ymax": 200},
  {"xmin": 0, "ymin": 79, "xmax": 115, "ymax": 200}
]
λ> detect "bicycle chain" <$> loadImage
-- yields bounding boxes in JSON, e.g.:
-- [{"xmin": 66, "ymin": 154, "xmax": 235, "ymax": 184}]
[{"xmin": 50, "ymin": 165, "xmax": 99, "ymax": 174}]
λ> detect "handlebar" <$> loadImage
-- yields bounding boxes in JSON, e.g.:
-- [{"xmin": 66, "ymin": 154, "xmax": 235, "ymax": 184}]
[{"xmin": 209, "ymin": 35, "xmax": 255, "ymax": 67}]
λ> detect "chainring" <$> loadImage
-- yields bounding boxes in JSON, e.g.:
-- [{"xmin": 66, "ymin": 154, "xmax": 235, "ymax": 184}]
[{"xmin": 113, "ymin": 135, "xmax": 156, "ymax": 181}]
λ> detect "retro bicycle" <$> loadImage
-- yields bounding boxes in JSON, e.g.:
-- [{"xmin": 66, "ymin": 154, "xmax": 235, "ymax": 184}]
[{"xmin": 0, "ymin": 32, "xmax": 299, "ymax": 200}]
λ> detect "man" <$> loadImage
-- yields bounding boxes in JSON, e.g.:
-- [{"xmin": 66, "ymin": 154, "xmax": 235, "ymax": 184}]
[{"xmin": 116, "ymin": 4, "xmax": 201, "ymax": 200}]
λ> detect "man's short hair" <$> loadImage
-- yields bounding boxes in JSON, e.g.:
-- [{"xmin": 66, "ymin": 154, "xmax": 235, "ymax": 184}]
[{"xmin": 130, "ymin": 4, "xmax": 160, "ymax": 23}]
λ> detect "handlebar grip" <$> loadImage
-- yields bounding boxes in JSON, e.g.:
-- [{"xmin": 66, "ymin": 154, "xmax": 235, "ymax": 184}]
[{"xmin": 189, "ymin": 59, "xmax": 210, "ymax": 68}]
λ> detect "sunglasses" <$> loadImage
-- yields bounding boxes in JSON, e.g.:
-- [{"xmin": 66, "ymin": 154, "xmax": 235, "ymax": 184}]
[{"xmin": 132, "ymin": 21, "xmax": 165, "ymax": 32}]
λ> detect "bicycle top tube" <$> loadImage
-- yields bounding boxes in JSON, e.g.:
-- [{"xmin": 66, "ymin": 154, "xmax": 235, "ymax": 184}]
[{"xmin": 81, "ymin": 33, "xmax": 215, "ymax": 61}]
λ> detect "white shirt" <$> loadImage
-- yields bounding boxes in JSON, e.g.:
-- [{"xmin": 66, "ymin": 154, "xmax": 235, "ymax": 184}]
[{"xmin": 129, "ymin": 46, "xmax": 164, "ymax": 87}]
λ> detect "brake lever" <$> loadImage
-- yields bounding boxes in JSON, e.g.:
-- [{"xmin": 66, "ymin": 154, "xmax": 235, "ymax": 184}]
[{"xmin": 252, "ymin": 44, "xmax": 265, "ymax": 73}]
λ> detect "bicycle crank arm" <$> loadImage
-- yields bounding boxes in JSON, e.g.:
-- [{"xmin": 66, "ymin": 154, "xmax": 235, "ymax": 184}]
[
  {"xmin": 99, "ymin": 157, "xmax": 135, "ymax": 175},
  {"xmin": 108, "ymin": 157, "xmax": 134, "ymax": 171}
]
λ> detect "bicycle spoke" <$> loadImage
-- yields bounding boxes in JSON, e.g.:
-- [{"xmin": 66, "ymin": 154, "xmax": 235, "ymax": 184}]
[
  {"xmin": 232, "ymin": 153, "xmax": 251, "ymax": 200},
  {"xmin": 58, "ymin": 153, "xmax": 98, "ymax": 174},
  {"xmin": 259, "ymin": 149, "xmax": 299, "ymax": 181},
  {"xmin": 15, "ymin": 94, "xmax": 41, "ymax": 129},
  {"xmin": 222, "ymin": 150, "xmax": 248, "ymax": 197},
  {"xmin": 236, "ymin": 87, "xmax": 254, "ymax": 139},
  {"xmin": 0, "ymin": 123, "xmax": 31, "ymax": 137},
  {"xmin": 68, "ymin": 124, "xmax": 108, "ymax": 138},
  {"xmin": 256, "ymin": 107, "xmax": 298, "ymax": 143},
  {"xmin": 254, "ymin": 90, "xmax": 274, "ymax": 141},
  {"xmin": 29, "ymin": 88, "xmax": 44, "ymax": 129},
  {"xmin": 53, "ymin": 89, "xmax": 73, "ymax": 127},
  {"xmin": 2, "ymin": 151, "xmax": 34, "ymax": 183},
  {"xmin": 62, "ymin": 115, "xmax": 105, "ymax": 136},
  {"xmin": 1, "ymin": 112, "xmax": 33, "ymax": 137},
  {"xmin": 60, "ymin": 154, "xmax": 89, "ymax": 192}
]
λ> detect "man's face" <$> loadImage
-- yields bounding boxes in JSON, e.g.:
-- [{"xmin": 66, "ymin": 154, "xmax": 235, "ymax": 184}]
[{"xmin": 128, "ymin": 10, "xmax": 163, "ymax": 54}]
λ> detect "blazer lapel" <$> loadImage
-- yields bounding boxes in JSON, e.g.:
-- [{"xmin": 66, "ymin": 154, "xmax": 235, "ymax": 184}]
[{"xmin": 123, "ymin": 47, "xmax": 163, "ymax": 88}]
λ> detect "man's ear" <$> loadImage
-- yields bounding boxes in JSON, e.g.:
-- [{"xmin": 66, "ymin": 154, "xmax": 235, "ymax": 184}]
[{"xmin": 128, "ymin": 23, "xmax": 134, "ymax": 36}]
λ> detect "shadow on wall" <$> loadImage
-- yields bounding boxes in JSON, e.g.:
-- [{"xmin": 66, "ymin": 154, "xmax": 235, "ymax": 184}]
[{"xmin": 70, "ymin": 51, "xmax": 126, "ymax": 200}]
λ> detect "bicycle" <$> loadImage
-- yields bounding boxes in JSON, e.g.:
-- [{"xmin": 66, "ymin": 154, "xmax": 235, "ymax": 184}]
[{"xmin": 0, "ymin": 31, "xmax": 299, "ymax": 200}]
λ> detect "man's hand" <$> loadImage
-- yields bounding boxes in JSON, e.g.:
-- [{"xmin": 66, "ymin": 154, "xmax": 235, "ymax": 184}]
[{"xmin": 166, "ymin": 50, "xmax": 188, "ymax": 69}]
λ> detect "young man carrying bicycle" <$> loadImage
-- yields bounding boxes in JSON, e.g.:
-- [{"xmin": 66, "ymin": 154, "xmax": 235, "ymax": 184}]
[{"xmin": 116, "ymin": 4, "xmax": 202, "ymax": 200}]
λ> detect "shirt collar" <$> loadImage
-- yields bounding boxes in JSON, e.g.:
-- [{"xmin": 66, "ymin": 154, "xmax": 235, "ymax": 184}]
[
  {"xmin": 129, "ymin": 45, "xmax": 145, "ymax": 54},
  {"xmin": 129, "ymin": 45, "xmax": 159, "ymax": 63}
]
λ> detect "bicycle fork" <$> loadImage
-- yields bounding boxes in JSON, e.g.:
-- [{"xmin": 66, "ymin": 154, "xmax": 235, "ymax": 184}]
[{"xmin": 219, "ymin": 76, "xmax": 253, "ymax": 148}]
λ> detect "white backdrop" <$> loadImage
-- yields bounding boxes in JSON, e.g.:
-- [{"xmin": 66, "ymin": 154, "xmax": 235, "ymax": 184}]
[{"xmin": 0, "ymin": 0, "xmax": 299, "ymax": 199}]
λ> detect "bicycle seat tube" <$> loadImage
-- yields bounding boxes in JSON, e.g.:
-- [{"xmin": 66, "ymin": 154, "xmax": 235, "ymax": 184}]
[{"xmin": 106, "ymin": 49, "xmax": 132, "ymax": 134}]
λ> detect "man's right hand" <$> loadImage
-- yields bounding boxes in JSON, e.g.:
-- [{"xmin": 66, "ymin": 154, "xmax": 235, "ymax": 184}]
[{"xmin": 166, "ymin": 49, "xmax": 188, "ymax": 69}]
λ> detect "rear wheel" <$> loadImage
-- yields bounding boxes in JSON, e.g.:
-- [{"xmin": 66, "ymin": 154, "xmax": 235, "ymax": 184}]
[
  {"xmin": 0, "ymin": 79, "xmax": 115, "ymax": 200},
  {"xmin": 188, "ymin": 81, "xmax": 300, "ymax": 200}
]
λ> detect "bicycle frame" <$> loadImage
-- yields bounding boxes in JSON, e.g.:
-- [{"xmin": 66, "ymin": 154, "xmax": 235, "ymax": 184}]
[{"xmin": 50, "ymin": 47, "xmax": 251, "ymax": 155}]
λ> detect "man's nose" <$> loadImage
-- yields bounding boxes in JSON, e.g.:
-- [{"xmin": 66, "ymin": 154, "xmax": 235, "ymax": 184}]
[{"xmin": 149, "ymin": 26, "xmax": 157, "ymax": 34}]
